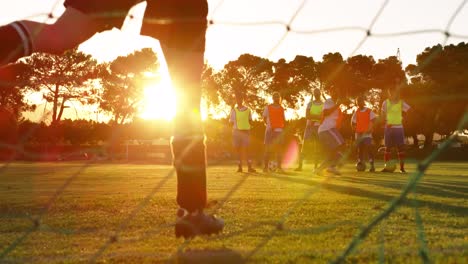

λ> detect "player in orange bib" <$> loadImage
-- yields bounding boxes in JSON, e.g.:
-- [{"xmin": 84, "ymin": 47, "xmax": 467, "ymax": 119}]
[
  {"xmin": 262, "ymin": 92, "xmax": 286, "ymax": 173},
  {"xmin": 351, "ymin": 95, "xmax": 377, "ymax": 172}
]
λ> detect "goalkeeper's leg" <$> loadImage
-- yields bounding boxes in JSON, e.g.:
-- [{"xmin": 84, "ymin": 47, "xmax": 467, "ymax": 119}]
[{"xmin": 141, "ymin": 0, "xmax": 223, "ymax": 238}]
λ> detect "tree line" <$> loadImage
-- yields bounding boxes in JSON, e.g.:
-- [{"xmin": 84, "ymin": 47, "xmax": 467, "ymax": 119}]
[{"xmin": 0, "ymin": 42, "xmax": 467, "ymax": 153}]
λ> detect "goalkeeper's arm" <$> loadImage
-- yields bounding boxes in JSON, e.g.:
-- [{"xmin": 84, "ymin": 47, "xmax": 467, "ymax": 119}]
[{"xmin": 0, "ymin": 7, "xmax": 98, "ymax": 67}]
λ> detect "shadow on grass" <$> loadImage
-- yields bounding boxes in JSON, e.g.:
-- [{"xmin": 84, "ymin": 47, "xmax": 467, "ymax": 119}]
[
  {"xmin": 261, "ymin": 173, "xmax": 468, "ymax": 218},
  {"xmin": 341, "ymin": 176, "xmax": 468, "ymax": 200},
  {"xmin": 176, "ymin": 248, "xmax": 244, "ymax": 264}
]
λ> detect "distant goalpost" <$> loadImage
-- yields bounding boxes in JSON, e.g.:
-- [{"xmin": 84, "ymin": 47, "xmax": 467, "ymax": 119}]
[{"xmin": 124, "ymin": 138, "xmax": 172, "ymax": 163}]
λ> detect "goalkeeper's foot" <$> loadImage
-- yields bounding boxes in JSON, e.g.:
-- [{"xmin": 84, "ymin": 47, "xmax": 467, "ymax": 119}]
[
  {"xmin": 248, "ymin": 167, "xmax": 257, "ymax": 173},
  {"xmin": 326, "ymin": 166, "xmax": 341, "ymax": 176},
  {"xmin": 294, "ymin": 166, "xmax": 302, "ymax": 172},
  {"xmin": 276, "ymin": 168, "xmax": 286, "ymax": 174},
  {"xmin": 175, "ymin": 208, "xmax": 224, "ymax": 239}
]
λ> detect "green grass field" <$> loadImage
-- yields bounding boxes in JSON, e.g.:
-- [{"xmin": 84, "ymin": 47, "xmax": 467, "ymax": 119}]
[{"xmin": 0, "ymin": 162, "xmax": 466, "ymax": 263}]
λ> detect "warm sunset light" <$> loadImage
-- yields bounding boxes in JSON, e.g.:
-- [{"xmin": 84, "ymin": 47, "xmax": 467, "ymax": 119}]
[
  {"xmin": 140, "ymin": 80, "xmax": 177, "ymax": 121},
  {"xmin": 2, "ymin": 1, "xmax": 468, "ymax": 262}
]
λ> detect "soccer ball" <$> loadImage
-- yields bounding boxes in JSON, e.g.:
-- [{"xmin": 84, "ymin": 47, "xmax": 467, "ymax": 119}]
[
  {"xmin": 383, "ymin": 163, "xmax": 397, "ymax": 172},
  {"xmin": 356, "ymin": 161, "xmax": 366, "ymax": 172},
  {"xmin": 268, "ymin": 161, "xmax": 278, "ymax": 172}
]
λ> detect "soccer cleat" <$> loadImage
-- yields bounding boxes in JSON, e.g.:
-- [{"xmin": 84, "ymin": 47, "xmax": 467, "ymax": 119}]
[
  {"xmin": 248, "ymin": 167, "xmax": 257, "ymax": 173},
  {"xmin": 262, "ymin": 167, "xmax": 269, "ymax": 173},
  {"xmin": 237, "ymin": 166, "xmax": 243, "ymax": 173},
  {"xmin": 294, "ymin": 167, "xmax": 303, "ymax": 172},
  {"xmin": 369, "ymin": 165, "xmax": 376, "ymax": 172},
  {"xmin": 276, "ymin": 168, "xmax": 286, "ymax": 174},
  {"xmin": 326, "ymin": 166, "xmax": 341, "ymax": 176},
  {"xmin": 313, "ymin": 168, "xmax": 323, "ymax": 176},
  {"xmin": 175, "ymin": 209, "xmax": 224, "ymax": 239},
  {"xmin": 381, "ymin": 166, "xmax": 396, "ymax": 173},
  {"xmin": 400, "ymin": 168, "xmax": 407, "ymax": 173}
]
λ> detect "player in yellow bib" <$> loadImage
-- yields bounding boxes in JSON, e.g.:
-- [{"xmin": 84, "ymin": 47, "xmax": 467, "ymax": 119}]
[
  {"xmin": 295, "ymin": 88, "xmax": 323, "ymax": 171},
  {"xmin": 229, "ymin": 95, "xmax": 256, "ymax": 173},
  {"xmin": 381, "ymin": 86, "xmax": 411, "ymax": 173}
]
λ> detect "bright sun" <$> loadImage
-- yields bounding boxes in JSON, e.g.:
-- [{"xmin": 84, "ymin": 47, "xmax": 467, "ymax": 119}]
[{"xmin": 140, "ymin": 79, "xmax": 177, "ymax": 121}]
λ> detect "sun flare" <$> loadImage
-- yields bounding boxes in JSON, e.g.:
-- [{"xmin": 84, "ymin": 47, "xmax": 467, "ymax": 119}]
[{"xmin": 140, "ymin": 80, "xmax": 177, "ymax": 121}]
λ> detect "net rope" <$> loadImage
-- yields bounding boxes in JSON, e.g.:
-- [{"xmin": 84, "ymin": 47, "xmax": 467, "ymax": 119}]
[{"xmin": 0, "ymin": 0, "xmax": 467, "ymax": 262}]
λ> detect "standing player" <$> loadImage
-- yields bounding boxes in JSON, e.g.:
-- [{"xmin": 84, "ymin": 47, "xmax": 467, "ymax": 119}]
[
  {"xmin": 381, "ymin": 86, "xmax": 411, "ymax": 173},
  {"xmin": 263, "ymin": 92, "xmax": 286, "ymax": 173},
  {"xmin": 229, "ymin": 95, "xmax": 256, "ymax": 173},
  {"xmin": 295, "ymin": 88, "xmax": 323, "ymax": 171},
  {"xmin": 351, "ymin": 95, "xmax": 377, "ymax": 172},
  {"xmin": 315, "ymin": 89, "xmax": 345, "ymax": 176},
  {"xmin": 0, "ymin": 0, "xmax": 223, "ymax": 238}
]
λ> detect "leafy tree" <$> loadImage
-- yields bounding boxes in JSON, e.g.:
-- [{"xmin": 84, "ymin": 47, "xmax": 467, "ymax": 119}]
[
  {"xmin": 269, "ymin": 56, "xmax": 317, "ymax": 108},
  {"xmin": 373, "ymin": 56, "xmax": 405, "ymax": 90},
  {"xmin": 317, "ymin": 52, "xmax": 348, "ymax": 94},
  {"xmin": 22, "ymin": 49, "xmax": 100, "ymax": 125},
  {"xmin": 346, "ymin": 55, "xmax": 376, "ymax": 98},
  {"xmin": 99, "ymin": 48, "xmax": 159, "ymax": 124},
  {"xmin": 203, "ymin": 54, "xmax": 274, "ymax": 116},
  {"xmin": 0, "ymin": 63, "xmax": 36, "ymax": 119},
  {"xmin": 414, "ymin": 42, "xmax": 468, "ymax": 132},
  {"xmin": 404, "ymin": 42, "xmax": 468, "ymax": 146}
]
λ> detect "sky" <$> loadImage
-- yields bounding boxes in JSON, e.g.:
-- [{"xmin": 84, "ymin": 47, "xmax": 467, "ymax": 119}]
[
  {"xmin": 2, "ymin": 0, "xmax": 467, "ymax": 67},
  {"xmin": 1, "ymin": 0, "xmax": 468, "ymax": 121}
]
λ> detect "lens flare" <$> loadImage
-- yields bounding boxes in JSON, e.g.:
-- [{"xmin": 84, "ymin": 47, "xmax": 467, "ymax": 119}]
[{"xmin": 282, "ymin": 139, "xmax": 299, "ymax": 168}]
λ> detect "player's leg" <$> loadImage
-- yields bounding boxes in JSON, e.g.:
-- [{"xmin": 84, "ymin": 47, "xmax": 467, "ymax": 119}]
[
  {"xmin": 240, "ymin": 146, "xmax": 248, "ymax": 172},
  {"xmin": 326, "ymin": 128, "xmax": 344, "ymax": 175},
  {"xmin": 263, "ymin": 130, "xmax": 272, "ymax": 172},
  {"xmin": 396, "ymin": 128, "xmax": 406, "ymax": 173},
  {"xmin": 245, "ymin": 131, "xmax": 256, "ymax": 172},
  {"xmin": 140, "ymin": 0, "xmax": 222, "ymax": 238},
  {"xmin": 296, "ymin": 126, "xmax": 309, "ymax": 171},
  {"xmin": 232, "ymin": 130, "xmax": 243, "ymax": 172},
  {"xmin": 316, "ymin": 129, "xmax": 341, "ymax": 175},
  {"xmin": 275, "ymin": 132, "xmax": 285, "ymax": 172},
  {"xmin": 315, "ymin": 131, "xmax": 329, "ymax": 174},
  {"xmin": 295, "ymin": 142, "xmax": 304, "ymax": 171},
  {"xmin": 357, "ymin": 138, "xmax": 365, "ymax": 165},
  {"xmin": 312, "ymin": 126, "xmax": 320, "ymax": 169},
  {"xmin": 382, "ymin": 127, "xmax": 395, "ymax": 172},
  {"xmin": 366, "ymin": 139, "xmax": 376, "ymax": 172},
  {"xmin": 0, "ymin": 1, "xmax": 137, "ymax": 67},
  {"xmin": 239, "ymin": 144, "xmax": 248, "ymax": 173},
  {"xmin": 236, "ymin": 147, "xmax": 243, "ymax": 172}
]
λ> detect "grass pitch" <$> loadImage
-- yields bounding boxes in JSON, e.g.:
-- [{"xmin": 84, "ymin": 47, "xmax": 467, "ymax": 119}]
[{"xmin": 0, "ymin": 162, "xmax": 466, "ymax": 263}]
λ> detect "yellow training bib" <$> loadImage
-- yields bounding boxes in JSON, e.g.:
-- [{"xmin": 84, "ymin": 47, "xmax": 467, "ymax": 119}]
[
  {"xmin": 309, "ymin": 103, "xmax": 323, "ymax": 122},
  {"xmin": 235, "ymin": 108, "xmax": 251, "ymax": 130},
  {"xmin": 386, "ymin": 99, "xmax": 403, "ymax": 125}
]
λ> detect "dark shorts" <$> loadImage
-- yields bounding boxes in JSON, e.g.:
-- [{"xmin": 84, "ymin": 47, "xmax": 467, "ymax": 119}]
[
  {"xmin": 355, "ymin": 135, "xmax": 372, "ymax": 146},
  {"xmin": 384, "ymin": 127, "xmax": 405, "ymax": 148},
  {"xmin": 64, "ymin": 0, "xmax": 208, "ymax": 51},
  {"xmin": 232, "ymin": 130, "xmax": 250, "ymax": 148},
  {"xmin": 264, "ymin": 129, "xmax": 284, "ymax": 145},
  {"xmin": 303, "ymin": 124, "xmax": 319, "ymax": 141},
  {"xmin": 318, "ymin": 128, "xmax": 344, "ymax": 151}
]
